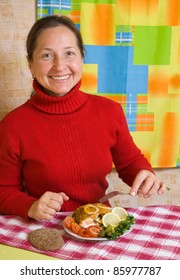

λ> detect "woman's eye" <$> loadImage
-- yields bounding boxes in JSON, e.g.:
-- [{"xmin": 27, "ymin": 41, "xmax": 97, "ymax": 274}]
[
  {"xmin": 66, "ymin": 51, "xmax": 75, "ymax": 56},
  {"xmin": 42, "ymin": 53, "xmax": 53, "ymax": 59}
]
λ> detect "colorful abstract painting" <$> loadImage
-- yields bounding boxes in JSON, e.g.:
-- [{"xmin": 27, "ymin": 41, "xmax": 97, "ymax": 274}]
[{"xmin": 37, "ymin": 0, "xmax": 180, "ymax": 168}]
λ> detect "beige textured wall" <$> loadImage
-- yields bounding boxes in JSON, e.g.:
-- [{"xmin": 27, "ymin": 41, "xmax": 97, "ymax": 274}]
[
  {"xmin": 0, "ymin": 0, "xmax": 36, "ymax": 120},
  {"xmin": 0, "ymin": 1, "xmax": 179, "ymax": 206}
]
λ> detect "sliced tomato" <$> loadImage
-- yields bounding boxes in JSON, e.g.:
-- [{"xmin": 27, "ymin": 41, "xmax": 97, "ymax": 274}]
[
  {"xmin": 64, "ymin": 217, "xmax": 75, "ymax": 229},
  {"xmin": 86, "ymin": 225, "xmax": 101, "ymax": 237},
  {"xmin": 78, "ymin": 228, "xmax": 91, "ymax": 238},
  {"xmin": 71, "ymin": 222, "xmax": 81, "ymax": 234}
]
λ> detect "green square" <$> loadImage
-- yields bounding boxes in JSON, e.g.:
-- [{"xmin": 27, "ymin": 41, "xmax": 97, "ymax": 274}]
[
  {"xmin": 134, "ymin": 26, "xmax": 172, "ymax": 65},
  {"xmin": 53, "ymin": 9, "xmax": 70, "ymax": 15},
  {"xmin": 71, "ymin": 0, "xmax": 81, "ymax": 10}
]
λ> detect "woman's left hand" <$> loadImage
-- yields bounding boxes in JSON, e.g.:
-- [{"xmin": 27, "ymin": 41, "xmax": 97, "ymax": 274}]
[{"xmin": 130, "ymin": 170, "xmax": 166, "ymax": 198}]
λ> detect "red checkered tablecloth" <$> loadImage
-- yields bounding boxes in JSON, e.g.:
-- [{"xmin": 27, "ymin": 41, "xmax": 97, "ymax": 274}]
[{"xmin": 0, "ymin": 205, "xmax": 179, "ymax": 260}]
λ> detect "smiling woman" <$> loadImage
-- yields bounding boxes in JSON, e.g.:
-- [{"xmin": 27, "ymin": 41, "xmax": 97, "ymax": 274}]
[{"xmin": 0, "ymin": 15, "xmax": 166, "ymax": 222}]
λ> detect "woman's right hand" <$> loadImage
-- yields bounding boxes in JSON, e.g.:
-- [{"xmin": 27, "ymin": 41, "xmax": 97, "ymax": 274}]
[{"xmin": 27, "ymin": 191, "xmax": 69, "ymax": 221}]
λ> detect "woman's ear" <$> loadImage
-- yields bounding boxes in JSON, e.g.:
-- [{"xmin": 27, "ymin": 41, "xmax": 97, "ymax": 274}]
[{"xmin": 27, "ymin": 56, "xmax": 34, "ymax": 78}]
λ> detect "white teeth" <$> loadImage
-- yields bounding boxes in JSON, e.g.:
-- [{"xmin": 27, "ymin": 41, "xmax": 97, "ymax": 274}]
[{"xmin": 52, "ymin": 75, "xmax": 69, "ymax": 80}]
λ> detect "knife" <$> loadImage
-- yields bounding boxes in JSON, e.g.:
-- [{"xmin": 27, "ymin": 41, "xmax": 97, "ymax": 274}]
[{"xmin": 98, "ymin": 191, "xmax": 126, "ymax": 203}]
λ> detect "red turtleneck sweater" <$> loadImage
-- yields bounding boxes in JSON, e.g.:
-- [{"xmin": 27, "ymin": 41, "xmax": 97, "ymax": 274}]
[{"xmin": 0, "ymin": 80, "xmax": 153, "ymax": 219}]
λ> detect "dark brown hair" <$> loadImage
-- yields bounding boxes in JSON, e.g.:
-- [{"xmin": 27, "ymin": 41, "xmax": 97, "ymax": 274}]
[{"xmin": 26, "ymin": 15, "xmax": 85, "ymax": 61}]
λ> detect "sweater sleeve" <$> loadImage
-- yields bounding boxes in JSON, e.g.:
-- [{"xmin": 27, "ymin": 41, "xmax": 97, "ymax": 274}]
[
  {"xmin": 0, "ymin": 120, "xmax": 37, "ymax": 219},
  {"xmin": 111, "ymin": 103, "xmax": 154, "ymax": 187}
]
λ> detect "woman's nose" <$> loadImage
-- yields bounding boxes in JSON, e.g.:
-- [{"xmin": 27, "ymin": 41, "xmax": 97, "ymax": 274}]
[{"xmin": 53, "ymin": 56, "xmax": 66, "ymax": 70}]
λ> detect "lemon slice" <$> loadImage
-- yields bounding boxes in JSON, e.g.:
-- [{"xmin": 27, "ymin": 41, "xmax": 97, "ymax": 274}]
[
  {"xmin": 102, "ymin": 213, "xmax": 121, "ymax": 227},
  {"xmin": 112, "ymin": 207, "xmax": 128, "ymax": 221},
  {"xmin": 83, "ymin": 204, "xmax": 99, "ymax": 214}
]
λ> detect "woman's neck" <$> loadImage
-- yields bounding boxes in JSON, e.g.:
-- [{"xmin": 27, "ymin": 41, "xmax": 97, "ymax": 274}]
[{"xmin": 30, "ymin": 79, "xmax": 88, "ymax": 114}]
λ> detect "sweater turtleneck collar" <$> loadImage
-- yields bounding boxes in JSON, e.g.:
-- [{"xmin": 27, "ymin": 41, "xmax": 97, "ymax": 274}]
[{"xmin": 30, "ymin": 79, "xmax": 88, "ymax": 114}]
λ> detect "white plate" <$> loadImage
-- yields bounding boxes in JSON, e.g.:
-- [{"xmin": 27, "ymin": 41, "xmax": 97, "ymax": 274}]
[
  {"xmin": 63, "ymin": 225, "xmax": 108, "ymax": 241},
  {"xmin": 63, "ymin": 215, "xmax": 134, "ymax": 241}
]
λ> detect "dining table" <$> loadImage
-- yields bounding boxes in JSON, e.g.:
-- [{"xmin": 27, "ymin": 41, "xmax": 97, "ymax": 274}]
[{"xmin": 0, "ymin": 205, "xmax": 179, "ymax": 260}]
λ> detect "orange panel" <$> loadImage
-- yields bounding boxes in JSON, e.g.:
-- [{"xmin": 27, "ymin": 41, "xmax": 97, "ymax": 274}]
[
  {"xmin": 167, "ymin": 0, "xmax": 180, "ymax": 26},
  {"xmin": 81, "ymin": 72, "xmax": 97, "ymax": 92},
  {"xmin": 169, "ymin": 74, "xmax": 180, "ymax": 91},
  {"xmin": 148, "ymin": 70, "xmax": 168, "ymax": 96},
  {"xmin": 158, "ymin": 113, "xmax": 178, "ymax": 166},
  {"xmin": 91, "ymin": 4, "xmax": 115, "ymax": 45},
  {"xmin": 137, "ymin": 96, "xmax": 148, "ymax": 103},
  {"xmin": 69, "ymin": 11, "xmax": 80, "ymax": 24}
]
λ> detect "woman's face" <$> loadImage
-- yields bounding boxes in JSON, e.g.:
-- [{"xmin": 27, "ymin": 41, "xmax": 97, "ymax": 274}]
[{"xmin": 28, "ymin": 25, "xmax": 83, "ymax": 97}]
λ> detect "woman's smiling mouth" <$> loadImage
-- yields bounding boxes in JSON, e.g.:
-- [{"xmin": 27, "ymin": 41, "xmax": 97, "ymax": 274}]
[{"xmin": 51, "ymin": 74, "xmax": 70, "ymax": 80}]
